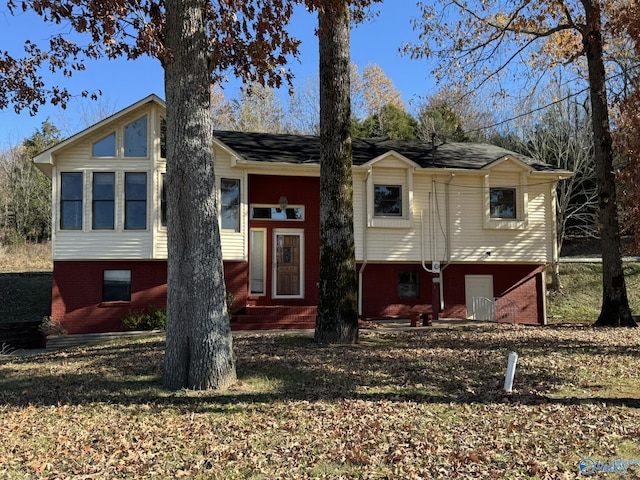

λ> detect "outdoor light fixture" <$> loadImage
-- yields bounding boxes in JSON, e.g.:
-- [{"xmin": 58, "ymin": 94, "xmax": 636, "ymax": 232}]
[{"xmin": 278, "ymin": 195, "xmax": 288, "ymax": 211}]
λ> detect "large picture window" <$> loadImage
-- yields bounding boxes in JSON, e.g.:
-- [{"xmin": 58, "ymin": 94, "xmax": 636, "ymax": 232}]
[
  {"xmin": 125, "ymin": 172, "xmax": 147, "ymax": 230},
  {"xmin": 124, "ymin": 116, "xmax": 148, "ymax": 157},
  {"xmin": 490, "ymin": 188, "xmax": 516, "ymax": 219},
  {"xmin": 60, "ymin": 172, "xmax": 83, "ymax": 230},
  {"xmin": 221, "ymin": 178, "xmax": 240, "ymax": 231},
  {"xmin": 103, "ymin": 270, "xmax": 131, "ymax": 302},
  {"xmin": 374, "ymin": 185, "xmax": 402, "ymax": 216},
  {"xmin": 92, "ymin": 172, "xmax": 115, "ymax": 229}
]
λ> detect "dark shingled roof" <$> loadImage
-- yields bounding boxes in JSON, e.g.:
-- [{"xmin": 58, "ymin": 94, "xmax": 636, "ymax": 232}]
[{"xmin": 213, "ymin": 131, "xmax": 561, "ymax": 172}]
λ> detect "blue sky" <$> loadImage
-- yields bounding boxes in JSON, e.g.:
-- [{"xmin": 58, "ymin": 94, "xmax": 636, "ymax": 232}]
[{"xmin": 0, "ymin": 1, "xmax": 438, "ymax": 148}]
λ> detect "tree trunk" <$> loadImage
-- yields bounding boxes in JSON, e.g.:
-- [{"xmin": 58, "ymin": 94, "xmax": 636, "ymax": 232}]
[
  {"xmin": 582, "ymin": 0, "xmax": 637, "ymax": 327},
  {"xmin": 315, "ymin": 2, "xmax": 359, "ymax": 344},
  {"xmin": 162, "ymin": 0, "xmax": 237, "ymax": 389}
]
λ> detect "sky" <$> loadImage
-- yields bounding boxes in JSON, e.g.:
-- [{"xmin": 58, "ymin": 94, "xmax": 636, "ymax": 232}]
[{"xmin": 0, "ymin": 1, "xmax": 440, "ymax": 149}]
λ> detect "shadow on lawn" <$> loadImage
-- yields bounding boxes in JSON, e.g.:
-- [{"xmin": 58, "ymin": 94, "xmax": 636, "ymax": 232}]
[{"xmin": 1, "ymin": 327, "xmax": 638, "ymax": 409}]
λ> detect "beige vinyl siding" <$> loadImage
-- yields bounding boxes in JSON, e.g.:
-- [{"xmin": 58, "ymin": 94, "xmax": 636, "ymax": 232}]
[
  {"xmin": 353, "ymin": 172, "xmax": 366, "ymax": 260},
  {"xmin": 442, "ymin": 173, "xmax": 551, "ymax": 263},
  {"xmin": 52, "ymin": 104, "xmax": 160, "ymax": 260},
  {"xmin": 153, "ymin": 168, "xmax": 168, "ymax": 258},
  {"xmin": 355, "ymin": 164, "xmax": 553, "ymax": 264},
  {"xmin": 152, "ymin": 143, "xmax": 247, "ymax": 261},
  {"xmin": 214, "ymin": 147, "xmax": 247, "ymax": 261}
]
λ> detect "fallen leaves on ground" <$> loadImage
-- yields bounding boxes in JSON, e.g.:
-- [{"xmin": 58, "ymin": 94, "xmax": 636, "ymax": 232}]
[{"xmin": 1, "ymin": 325, "xmax": 639, "ymax": 479}]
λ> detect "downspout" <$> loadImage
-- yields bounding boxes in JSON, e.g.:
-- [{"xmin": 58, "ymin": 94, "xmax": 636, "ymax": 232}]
[{"xmin": 358, "ymin": 169, "xmax": 371, "ymax": 318}]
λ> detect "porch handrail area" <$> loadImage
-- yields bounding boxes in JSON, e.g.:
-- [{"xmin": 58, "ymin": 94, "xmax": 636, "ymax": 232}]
[{"xmin": 472, "ymin": 296, "xmax": 520, "ymax": 324}]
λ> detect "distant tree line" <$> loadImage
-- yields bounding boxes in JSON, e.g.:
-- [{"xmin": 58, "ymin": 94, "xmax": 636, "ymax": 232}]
[{"xmin": 0, "ymin": 120, "xmax": 60, "ymax": 245}]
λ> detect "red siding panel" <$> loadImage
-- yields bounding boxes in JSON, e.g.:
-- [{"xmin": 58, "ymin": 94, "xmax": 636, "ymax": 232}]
[
  {"xmin": 52, "ymin": 260, "xmax": 249, "ymax": 334},
  {"xmin": 359, "ymin": 263, "xmax": 545, "ymax": 324},
  {"xmin": 248, "ymin": 174, "xmax": 320, "ymax": 306}
]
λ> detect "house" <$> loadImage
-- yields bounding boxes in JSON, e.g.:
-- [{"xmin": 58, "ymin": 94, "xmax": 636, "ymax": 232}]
[{"xmin": 33, "ymin": 94, "xmax": 572, "ymax": 334}]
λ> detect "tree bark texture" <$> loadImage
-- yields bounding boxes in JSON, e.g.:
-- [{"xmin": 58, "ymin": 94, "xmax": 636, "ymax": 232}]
[
  {"xmin": 163, "ymin": 0, "xmax": 238, "ymax": 389},
  {"xmin": 582, "ymin": 0, "xmax": 636, "ymax": 327},
  {"xmin": 315, "ymin": 2, "xmax": 359, "ymax": 344}
]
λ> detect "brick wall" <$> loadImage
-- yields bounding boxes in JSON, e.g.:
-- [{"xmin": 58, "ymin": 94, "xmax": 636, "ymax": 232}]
[
  {"xmin": 52, "ymin": 260, "xmax": 249, "ymax": 334},
  {"xmin": 359, "ymin": 263, "xmax": 545, "ymax": 324}
]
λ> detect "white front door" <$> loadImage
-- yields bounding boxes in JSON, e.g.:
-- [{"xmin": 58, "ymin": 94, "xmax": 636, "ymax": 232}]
[
  {"xmin": 465, "ymin": 275, "xmax": 494, "ymax": 320},
  {"xmin": 273, "ymin": 229, "xmax": 304, "ymax": 299}
]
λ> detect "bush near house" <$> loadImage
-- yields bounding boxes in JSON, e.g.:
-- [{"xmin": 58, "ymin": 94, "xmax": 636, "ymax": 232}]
[{"xmin": 121, "ymin": 306, "xmax": 167, "ymax": 331}]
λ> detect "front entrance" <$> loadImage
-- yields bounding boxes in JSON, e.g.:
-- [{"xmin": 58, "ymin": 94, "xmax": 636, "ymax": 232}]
[{"xmin": 273, "ymin": 229, "xmax": 304, "ymax": 299}]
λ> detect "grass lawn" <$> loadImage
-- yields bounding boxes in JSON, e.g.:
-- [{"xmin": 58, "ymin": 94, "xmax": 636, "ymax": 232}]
[
  {"xmin": 1, "ymin": 326, "xmax": 640, "ymax": 479},
  {"xmin": 547, "ymin": 262, "xmax": 640, "ymax": 323}
]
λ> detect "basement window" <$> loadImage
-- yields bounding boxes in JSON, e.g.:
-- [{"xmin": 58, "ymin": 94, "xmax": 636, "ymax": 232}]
[
  {"xmin": 398, "ymin": 271, "xmax": 420, "ymax": 299},
  {"xmin": 103, "ymin": 270, "xmax": 131, "ymax": 302}
]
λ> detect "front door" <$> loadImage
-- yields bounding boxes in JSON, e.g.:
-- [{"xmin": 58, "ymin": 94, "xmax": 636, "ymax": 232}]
[{"xmin": 273, "ymin": 229, "xmax": 304, "ymax": 298}]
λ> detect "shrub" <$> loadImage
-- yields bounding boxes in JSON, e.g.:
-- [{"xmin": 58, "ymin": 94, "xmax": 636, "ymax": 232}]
[
  {"xmin": 121, "ymin": 306, "xmax": 166, "ymax": 331},
  {"xmin": 38, "ymin": 316, "xmax": 67, "ymax": 336}
]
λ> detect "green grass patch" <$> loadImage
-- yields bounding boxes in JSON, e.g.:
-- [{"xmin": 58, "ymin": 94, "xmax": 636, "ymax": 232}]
[{"xmin": 547, "ymin": 262, "xmax": 640, "ymax": 322}]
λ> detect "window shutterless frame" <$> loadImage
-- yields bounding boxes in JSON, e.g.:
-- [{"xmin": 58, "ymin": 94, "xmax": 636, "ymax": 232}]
[
  {"xmin": 92, "ymin": 172, "xmax": 115, "ymax": 230},
  {"xmin": 60, "ymin": 172, "xmax": 83, "ymax": 230},
  {"xmin": 124, "ymin": 172, "xmax": 147, "ymax": 230}
]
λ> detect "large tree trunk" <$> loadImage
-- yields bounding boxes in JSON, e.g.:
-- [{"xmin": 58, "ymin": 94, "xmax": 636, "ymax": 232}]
[
  {"xmin": 315, "ymin": 2, "xmax": 359, "ymax": 344},
  {"xmin": 582, "ymin": 0, "xmax": 637, "ymax": 327},
  {"xmin": 162, "ymin": 0, "xmax": 237, "ymax": 389}
]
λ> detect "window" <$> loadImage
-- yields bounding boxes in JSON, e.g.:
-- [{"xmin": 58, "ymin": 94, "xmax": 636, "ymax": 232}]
[
  {"xmin": 250, "ymin": 206, "xmax": 304, "ymax": 220},
  {"xmin": 92, "ymin": 172, "xmax": 115, "ymax": 229},
  {"xmin": 250, "ymin": 229, "xmax": 266, "ymax": 295},
  {"xmin": 124, "ymin": 116, "xmax": 148, "ymax": 157},
  {"xmin": 92, "ymin": 133, "xmax": 116, "ymax": 157},
  {"xmin": 60, "ymin": 172, "xmax": 83, "ymax": 230},
  {"xmin": 490, "ymin": 188, "xmax": 516, "ymax": 219},
  {"xmin": 125, "ymin": 172, "xmax": 147, "ymax": 230},
  {"xmin": 161, "ymin": 174, "xmax": 167, "ymax": 227},
  {"xmin": 221, "ymin": 178, "xmax": 240, "ymax": 231},
  {"xmin": 374, "ymin": 185, "xmax": 402, "ymax": 216},
  {"xmin": 103, "ymin": 270, "xmax": 131, "ymax": 302},
  {"xmin": 398, "ymin": 271, "xmax": 420, "ymax": 299},
  {"xmin": 160, "ymin": 117, "xmax": 167, "ymax": 159}
]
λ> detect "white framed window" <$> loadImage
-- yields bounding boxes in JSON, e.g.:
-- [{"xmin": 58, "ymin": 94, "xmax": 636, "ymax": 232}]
[
  {"xmin": 221, "ymin": 178, "xmax": 241, "ymax": 231},
  {"xmin": 160, "ymin": 173, "xmax": 167, "ymax": 227},
  {"xmin": 490, "ymin": 188, "xmax": 516, "ymax": 219},
  {"xmin": 124, "ymin": 116, "xmax": 148, "ymax": 157},
  {"xmin": 483, "ymin": 174, "xmax": 528, "ymax": 230},
  {"xmin": 374, "ymin": 184, "xmax": 402, "ymax": 217},
  {"xmin": 92, "ymin": 133, "xmax": 116, "ymax": 157},
  {"xmin": 249, "ymin": 228, "xmax": 267, "ymax": 296},
  {"xmin": 92, "ymin": 172, "xmax": 115, "ymax": 230},
  {"xmin": 60, "ymin": 172, "xmax": 83, "ymax": 230},
  {"xmin": 125, "ymin": 172, "xmax": 147, "ymax": 230},
  {"xmin": 250, "ymin": 205, "xmax": 304, "ymax": 221}
]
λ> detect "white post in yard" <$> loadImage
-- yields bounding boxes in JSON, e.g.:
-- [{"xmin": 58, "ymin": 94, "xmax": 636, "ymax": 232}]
[{"xmin": 504, "ymin": 352, "xmax": 518, "ymax": 393}]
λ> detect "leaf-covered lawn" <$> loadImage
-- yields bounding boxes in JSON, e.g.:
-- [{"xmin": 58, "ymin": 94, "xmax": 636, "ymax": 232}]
[{"xmin": 1, "ymin": 325, "xmax": 639, "ymax": 479}]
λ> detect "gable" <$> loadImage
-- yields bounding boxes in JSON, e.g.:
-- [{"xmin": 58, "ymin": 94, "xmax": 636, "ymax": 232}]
[{"xmin": 33, "ymin": 94, "xmax": 166, "ymax": 177}]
